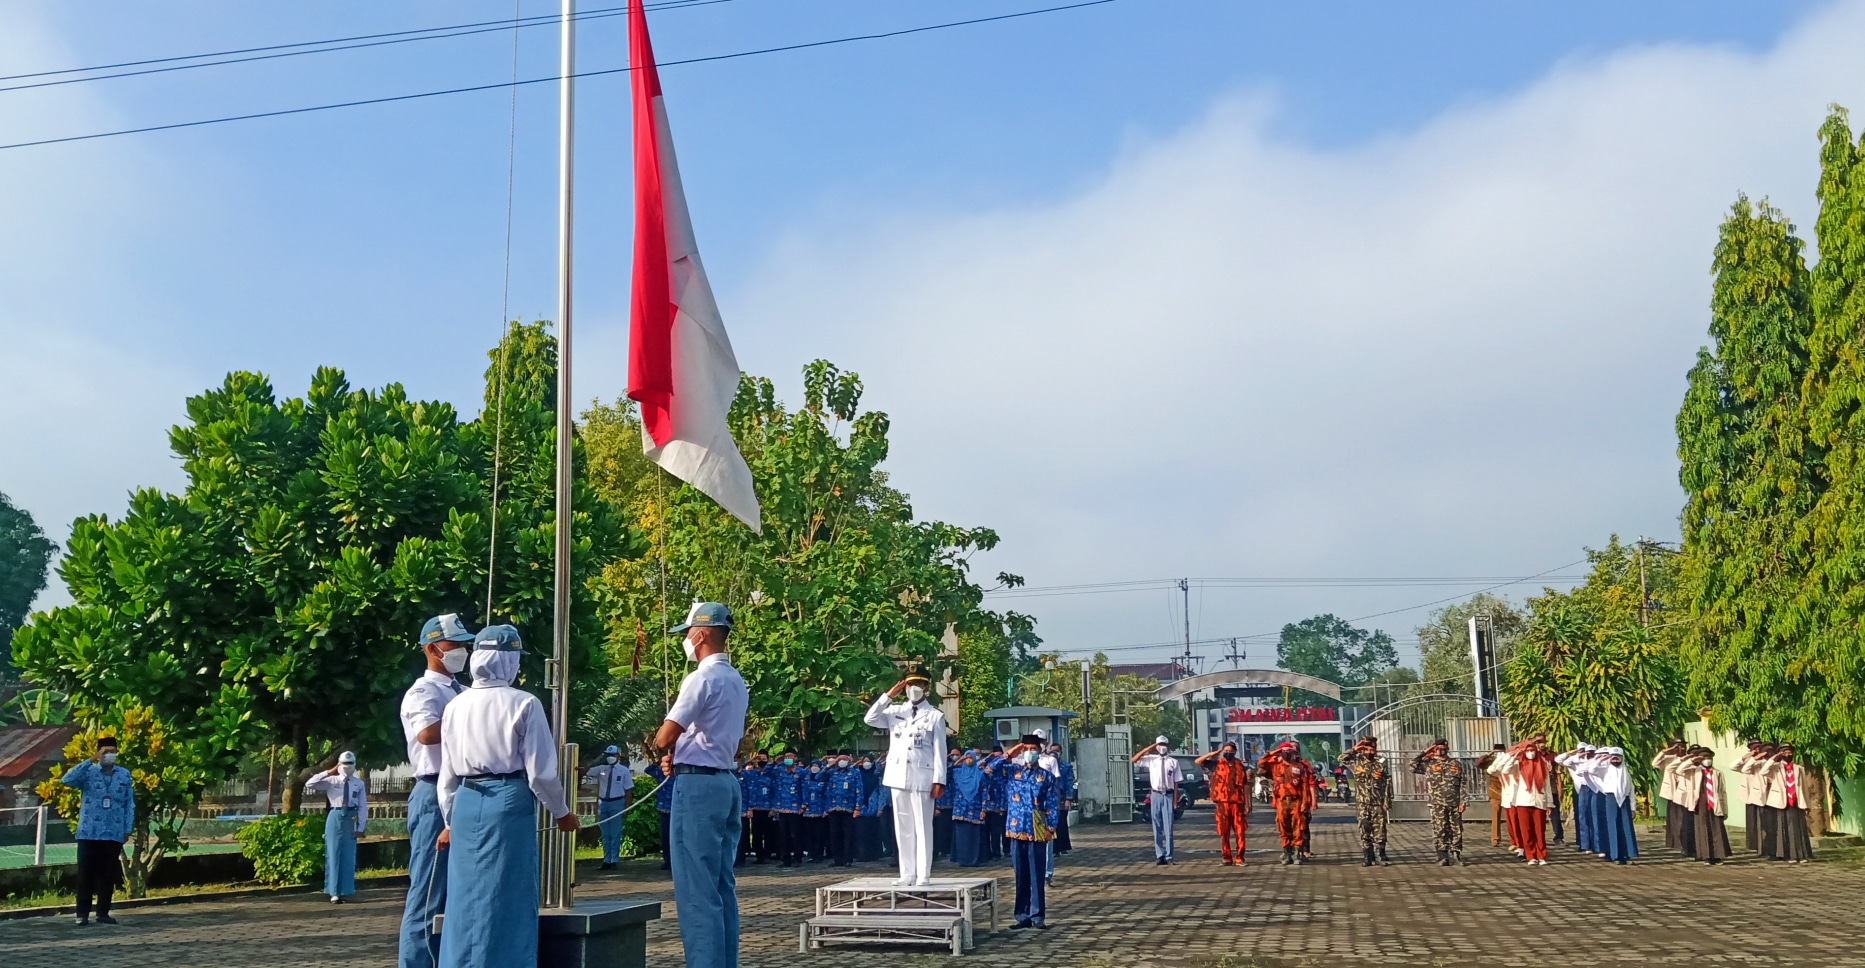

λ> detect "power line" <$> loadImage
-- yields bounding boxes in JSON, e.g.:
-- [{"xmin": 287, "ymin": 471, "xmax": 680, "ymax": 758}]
[
  {"xmin": 0, "ymin": 0, "xmax": 726, "ymax": 88},
  {"xmin": 985, "ymin": 574, "xmax": 1588, "ymax": 599},
  {"xmin": 0, "ymin": 0, "xmax": 1119, "ymax": 152}
]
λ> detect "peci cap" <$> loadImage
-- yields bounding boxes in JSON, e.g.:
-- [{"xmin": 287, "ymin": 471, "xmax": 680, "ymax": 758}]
[
  {"xmin": 474, "ymin": 624, "xmax": 524, "ymax": 652},
  {"xmin": 672, "ymin": 601, "xmax": 733, "ymax": 633},
  {"xmin": 421, "ymin": 613, "xmax": 475, "ymax": 646}
]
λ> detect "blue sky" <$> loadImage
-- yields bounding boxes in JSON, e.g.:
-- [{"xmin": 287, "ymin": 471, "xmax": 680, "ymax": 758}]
[{"xmin": 0, "ymin": 1, "xmax": 1847, "ymax": 668}]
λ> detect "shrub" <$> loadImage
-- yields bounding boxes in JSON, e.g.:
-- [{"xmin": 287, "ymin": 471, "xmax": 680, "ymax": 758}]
[
  {"xmin": 620, "ymin": 773, "xmax": 662, "ymax": 857},
  {"xmin": 235, "ymin": 813, "xmax": 324, "ymax": 886}
]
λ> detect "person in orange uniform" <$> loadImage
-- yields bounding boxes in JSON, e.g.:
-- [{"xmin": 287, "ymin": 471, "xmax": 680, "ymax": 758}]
[
  {"xmin": 1257, "ymin": 742, "xmax": 1316, "ymax": 866},
  {"xmin": 1195, "ymin": 741, "xmax": 1253, "ymax": 865}
]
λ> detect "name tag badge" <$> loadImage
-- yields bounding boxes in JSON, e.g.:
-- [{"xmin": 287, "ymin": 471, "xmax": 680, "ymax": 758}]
[{"xmin": 101, "ymin": 797, "xmax": 111, "ymax": 809}]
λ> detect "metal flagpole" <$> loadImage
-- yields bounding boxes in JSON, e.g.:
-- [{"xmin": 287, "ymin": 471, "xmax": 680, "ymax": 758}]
[{"xmin": 543, "ymin": 0, "xmax": 578, "ymax": 911}]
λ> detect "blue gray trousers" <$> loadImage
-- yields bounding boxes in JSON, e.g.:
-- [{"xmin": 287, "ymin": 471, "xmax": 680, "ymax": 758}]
[
  {"xmin": 671, "ymin": 771, "xmax": 742, "ymax": 968},
  {"xmin": 399, "ymin": 779, "xmax": 445, "ymax": 968},
  {"xmin": 1150, "ymin": 793, "xmax": 1174, "ymax": 860}
]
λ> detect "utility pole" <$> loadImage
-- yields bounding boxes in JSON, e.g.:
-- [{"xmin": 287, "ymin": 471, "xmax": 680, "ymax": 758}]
[
  {"xmin": 1179, "ymin": 578, "xmax": 1193, "ymax": 677},
  {"xmin": 1225, "ymin": 637, "xmax": 1243, "ymax": 669},
  {"xmin": 1637, "ymin": 539, "xmax": 1650, "ymax": 628}
]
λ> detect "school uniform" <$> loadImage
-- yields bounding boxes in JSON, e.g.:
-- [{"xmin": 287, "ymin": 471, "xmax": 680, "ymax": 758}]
[
  {"xmin": 303, "ymin": 769, "xmax": 367, "ymax": 897},
  {"xmin": 399, "ymin": 670, "xmax": 463, "ymax": 967}
]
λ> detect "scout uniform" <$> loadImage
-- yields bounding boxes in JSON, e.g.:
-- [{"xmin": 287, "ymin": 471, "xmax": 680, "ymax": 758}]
[
  {"xmin": 1206, "ymin": 751, "xmax": 1251, "ymax": 865},
  {"xmin": 1413, "ymin": 750, "xmax": 1465, "ymax": 864},
  {"xmin": 1338, "ymin": 747, "xmax": 1394, "ymax": 865}
]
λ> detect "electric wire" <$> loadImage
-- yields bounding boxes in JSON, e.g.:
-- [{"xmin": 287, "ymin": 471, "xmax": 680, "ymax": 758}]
[
  {"xmin": 0, "ymin": 0, "xmax": 730, "ymax": 88},
  {"xmin": 0, "ymin": 0, "xmax": 1120, "ymax": 152}
]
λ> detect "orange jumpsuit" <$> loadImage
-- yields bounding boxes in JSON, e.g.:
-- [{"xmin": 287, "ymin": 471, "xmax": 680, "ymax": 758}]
[
  {"xmin": 1258, "ymin": 753, "xmax": 1317, "ymax": 849},
  {"xmin": 1207, "ymin": 757, "xmax": 1252, "ymax": 862}
]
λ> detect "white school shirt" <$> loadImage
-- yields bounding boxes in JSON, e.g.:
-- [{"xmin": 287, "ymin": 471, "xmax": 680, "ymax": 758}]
[
  {"xmin": 400, "ymin": 670, "xmax": 464, "ymax": 778},
  {"xmin": 1139, "ymin": 753, "xmax": 1182, "ymax": 792},
  {"xmin": 665, "ymin": 653, "xmax": 749, "ymax": 771},
  {"xmin": 585, "ymin": 762, "xmax": 633, "ymax": 800},
  {"xmin": 304, "ymin": 770, "xmax": 367, "ymax": 833},
  {"xmin": 436, "ymin": 683, "xmax": 570, "ymax": 823}
]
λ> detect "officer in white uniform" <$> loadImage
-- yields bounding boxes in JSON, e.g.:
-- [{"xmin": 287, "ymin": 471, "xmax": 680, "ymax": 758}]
[
  {"xmin": 398, "ymin": 613, "xmax": 471, "ymax": 967},
  {"xmin": 864, "ymin": 663, "xmax": 948, "ymax": 886},
  {"xmin": 584, "ymin": 745, "xmax": 633, "ymax": 869}
]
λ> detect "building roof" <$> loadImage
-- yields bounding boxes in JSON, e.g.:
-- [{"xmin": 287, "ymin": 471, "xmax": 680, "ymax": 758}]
[
  {"xmin": 0, "ymin": 726, "xmax": 75, "ymax": 778},
  {"xmin": 1108, "ymin": 662, "xmax": 1183, "ymax": 683},
  {"xmin": 980, "ymin": 706, "xmax": 1079, "ymax": 720}
]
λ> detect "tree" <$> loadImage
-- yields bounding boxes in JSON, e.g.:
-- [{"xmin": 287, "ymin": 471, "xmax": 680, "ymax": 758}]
[
  {"xmin": 36, "ymin": 704, "xmax": 214, "ymax": 897},
  {"xmin": 591, "ymin": 362, "xmax": 1014, "ymax": 753},
  {"xmin": 1275, "ymin": 614, "xmax": 1397, "ymax": 701},
  {"xmin": 0, "ymin": 491, "xmax": 56, "ymax": 678},
  {"xmin": 1015, "ymin": 653, "xmax": 1189, "ymax": 749},
  {"xmin": 956, "ymin": 627, "xmax": 1012, "ymax": 749},
  {"xmin": 1412, "ymin": 593, "xmax": 1526, "ymax": 699},
  {"xmin": 1500, "ymin": 538, "xmax": 1689, "ymax": 799}
]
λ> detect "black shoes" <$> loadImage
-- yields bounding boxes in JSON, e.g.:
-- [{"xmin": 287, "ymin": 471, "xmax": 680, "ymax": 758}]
[
  {"xmin": 1155, "ymin": 858, "xmax": 1167, "ymax": 866},
  {"xmin": 1280, "ymin": 848, "xmax": 1294, "ymax": 866},
  {"xmin": 1377, "ymin": 847, "xmax": 1391, "ymax": 867},
  {"xmin": 1362, "ymin": 848, "xmax": 1375, "ymax": 867},
  {"xmin": 74, "ymin": 917, "xmax": 90, "ymax": 926},
  {"xmin": 1011, "ymin": 920, "xmax": 1032, "ymax": 930}
]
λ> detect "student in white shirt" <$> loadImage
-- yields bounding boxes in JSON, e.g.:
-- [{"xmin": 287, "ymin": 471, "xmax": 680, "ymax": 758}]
[
  {"xmin": 304, "ymin": 751, "xmax": 367, "ymax": 903},
  {"xmin": 435, "ymin": 625, "xmax": 578, "ymax": 968},
  {"xmin": 397, "ymin": 613, "xmax": 471, "ymax": 967},
  {"xmin": 1131, "ymin": 735, "xmax": 1182, "ymax": 864},
  {"xmin": 585, "ymin": 745, "xmax": 634, "ymax": 869}
]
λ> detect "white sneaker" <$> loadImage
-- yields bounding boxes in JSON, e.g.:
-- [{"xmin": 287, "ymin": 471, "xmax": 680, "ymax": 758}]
[{"xmin": 891, "ymin": 878, "xmax": 911, "ymax": 887}]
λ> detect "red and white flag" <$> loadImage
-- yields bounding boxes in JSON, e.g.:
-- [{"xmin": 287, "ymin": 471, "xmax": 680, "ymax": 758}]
[{"xmin": 625, "ymin": 1, "xmax": 761, "ymax": 532}]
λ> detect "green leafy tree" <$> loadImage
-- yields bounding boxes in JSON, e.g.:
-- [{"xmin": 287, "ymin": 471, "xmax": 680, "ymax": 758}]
[
  {"xmin": 1501, "ymin": 538, "xmax": 1688, "ymax": 802},
  {"xmin": 1015, "ymin": 653, "xmax": 1189, "ymax": 749},
  {"xmin": 13, "ymin": 369, "xmax": 485, "ymax": 809},
  {"xmin": 1275, "ymin": 614, "xmax": 1398, "ymax": 701},
  {"xmin": 593, "ymin": 361, "xmax": 1013, "ymax": 753},
  {"xmin": 36, "ymin": 704, "xmax": 214, "ymax": 897},
  {"xmin": 1411, "ymin": 593, "xmax": 1526, "ymax": 699},
  {"xmin": 0, "ymin": 491, "xmax": 57, "ymax": 678},
  {"xmin": 956, "ymin": 627, "xmax": 1013, "ymax": 748}
]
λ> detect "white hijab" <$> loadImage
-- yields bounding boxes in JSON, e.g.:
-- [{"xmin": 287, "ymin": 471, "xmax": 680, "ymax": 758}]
[
  {"xmin": 1596, "ymin": 746, "xmax": 1633, "ymax": 806},
  {"xmin": 470, "ymin": 649, "xmax": 521, "ymax": 687}
]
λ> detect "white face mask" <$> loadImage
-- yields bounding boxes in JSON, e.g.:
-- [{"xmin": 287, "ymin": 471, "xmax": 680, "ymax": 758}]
[
  {"xmin": 1157, "ymin": 744, "xmax": 1168, "ymax": 755},
  {"xmin": 837, "ymin": 759, "xmax": 851, "ymax": 768},
  {"xmin": 683, "ymin": 632, "xmax": 700, "ymax": 663},
  {"xmin": 603, "ymin": 755, "xmax": 617, "ymax": 765},
  {"xmin": 441, "ymin": 645, "xmax": 469, "ymax": 674},
  {"xmin": 338, "ymin": 764, "xmax": 356, "ymax": 778},
  {"xmin": 906, "ymin": 685, "xmax": 925, "ymax": 703},
  {"xmin": 100, "ymin": 752, "xmax": 118, "ymax": 767}
]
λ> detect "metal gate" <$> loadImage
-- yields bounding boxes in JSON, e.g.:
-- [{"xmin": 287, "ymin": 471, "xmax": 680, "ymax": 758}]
[
  {"xmin": 1347, "ymin": 694, "xmax": 1510, "ymax": 805},
  {"xmin": 1104, "ymin": 725, "xmax": 1133, "ymax": 823}
]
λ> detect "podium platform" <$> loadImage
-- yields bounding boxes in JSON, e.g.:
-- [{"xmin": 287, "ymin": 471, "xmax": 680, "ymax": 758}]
[{"xmin": 801, "ymin": 877, "xmax": 997, "ymax": 954}]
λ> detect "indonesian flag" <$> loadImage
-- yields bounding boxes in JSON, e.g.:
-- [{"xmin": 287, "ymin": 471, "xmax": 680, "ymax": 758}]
[{"xmin": 625, "ymin": 1, "xmax": 761, "ymax": 532}]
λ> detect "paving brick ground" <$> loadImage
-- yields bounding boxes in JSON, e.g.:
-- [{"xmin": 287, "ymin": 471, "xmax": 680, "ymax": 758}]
[{"xmin": 4, "ymin": 804, "xmax": 1861, "ymax": 967}]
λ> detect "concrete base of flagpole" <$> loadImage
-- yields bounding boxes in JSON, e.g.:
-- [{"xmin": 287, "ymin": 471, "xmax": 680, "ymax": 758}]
[
  {"xmin": 539, "ymin": 899, "xmax": 661, "ymax": 968},
  {"xmin": 433, "ymin": 899, "xmax": 661, "ymax": 968}
]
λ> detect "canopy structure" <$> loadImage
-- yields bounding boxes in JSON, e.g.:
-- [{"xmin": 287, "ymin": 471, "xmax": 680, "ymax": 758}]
[{"xmin": 1153, "ymin": 668, "xmax": 1342, "ymax": 703}]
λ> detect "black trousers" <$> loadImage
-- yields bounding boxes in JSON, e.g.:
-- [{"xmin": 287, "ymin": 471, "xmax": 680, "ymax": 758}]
[
  {"xmin": 752, "ymin": 810, "xmax": 777, "ymax": 860},
  {"xmin": 827, "ymin": 811, "xmax": 855, "ymax": 866},
  {"xmin": 76, "ymin": 839, "xmax": 122, "ymax": 919},
  {"xmin": 778, "ymin": 812, "xmax": 804, "ymax": 864},
  {"xmin": 658, "ymin": 810, "xmax": 672, "ymax": 868}
]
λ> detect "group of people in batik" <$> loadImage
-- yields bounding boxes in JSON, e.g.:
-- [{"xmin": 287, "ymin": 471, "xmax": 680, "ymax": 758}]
[
  {"xmin": 730, "ymin": 750, "xmax": 895, "ymax": 868},
  {"xmin": 1651, "ymin": 739, "xmax": 1815, "ymax": 864}
]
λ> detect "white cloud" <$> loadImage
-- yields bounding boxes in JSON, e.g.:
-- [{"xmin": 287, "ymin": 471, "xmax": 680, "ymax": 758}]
[{"xmin": 727, "ymin": 3, "xmax": 1865, "ymax": 662}]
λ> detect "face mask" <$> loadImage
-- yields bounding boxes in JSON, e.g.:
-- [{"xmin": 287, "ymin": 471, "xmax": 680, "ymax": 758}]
[
  {"xmin": 784, "ymin": 757, "xmax": 796, "ymax": 767},
  {"xmin": 339, "ymin": 764, "xmax": 356, "ymax": 778},
  {"xmin": 603, "ymin": 755, "xmax": 617, "ymax": 765},
  {"xmin": 683, "ymin": 633, "xmax": 700, "ymax": 663},
  {"xmin": 1156, "ymin": 744, "xmax": 1167, "ymax": 755},
  {"xmin": 1524, "ymin": 751, "xmax": 1536, "ymax": 760},
  {"xmin": 1221, "ymin": 750, "xmax": 1234, "ymax": 759},
  {"xmin": 1019, "ymin": 751, "xmax": 1038, "ymax": 766},
  {"xmin": 837, "ymin": 759, "xmax": 851, "ymax": 768},
  {"xmin": 100, "ymin": 752, "xmax": 118, "ymax": 767},
  {"xmin": 906, "ymin": 685, "xmax": 925, "ymax": 703},
  {"xmin": 810, "ymin": 765, "xmax": 821, "ymax": 774},
  {"xmin": 860, "ymin": 762, "xmax": 872, "ymax": 770},
  {"xmin": 441, "ymin": 646, "xmax": 469, "ymax": 674}
]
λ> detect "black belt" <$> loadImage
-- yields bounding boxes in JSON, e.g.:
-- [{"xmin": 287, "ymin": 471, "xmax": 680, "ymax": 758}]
[
  {"xmin": 672, "ymin": 764, "xmax": 724, "ymax": 775},
  {"xmin": 414, "ymin": 774, "xmax": 439, "ymax": 784},
  {"xmin": 599, "ymin": 796, "xmax": 628, "ymax": 802},
  {"xmin": 462, "ymin": 770, "xmax": 526, "ymax": 781}
]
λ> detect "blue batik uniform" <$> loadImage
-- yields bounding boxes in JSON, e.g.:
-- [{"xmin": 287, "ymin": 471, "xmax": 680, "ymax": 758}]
[
  {"xmin": 981, "ymin": 756, "xmax": 1007, "ymax": 813},
  {"xmin": 1058, "ymin": 761, "xmax": 1077, "ymax": 802},
  {"xmin": 739, "ymin": 764, "xmax": 769, "ymax": 813},
  {"xmin": 769, "ymin": 766, "xmax": 803, "ymax": 814},
  {"xmin": 951, "ymin": 765, "xmax": 986, "ymax": 824},
  {"xmin": 861, "ymin": 778, "xmax": 890, "ymax": 819},
  {"xmin": 1004, "ymin": 762, "xmax": 1059, "ymax": 926},
  {"xmin": 646, "ymin": 762, "xmax": 677, "ymax": 813},
  {"xmin": 801, "ymin": 767, "xmax": 828, "ymax": 817},
  {"xmin": 827, "ymin": 765, "xmax": 862, "ymax": 814},
  {"xmin": 60, "ymin": 760, "xmax": 136, "ymax": 842},
  {"xmin": 934, "ymin": 778, "xmax": 954, "ymax": 812}
]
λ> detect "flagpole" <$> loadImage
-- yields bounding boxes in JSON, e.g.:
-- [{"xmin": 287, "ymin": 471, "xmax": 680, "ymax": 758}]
[{"xmin": 544, "ymin": 0, "xmax": 578, "ymax": 912}]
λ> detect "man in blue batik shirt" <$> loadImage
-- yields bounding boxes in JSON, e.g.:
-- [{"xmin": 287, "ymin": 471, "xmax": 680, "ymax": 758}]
[
  {"xmin": 1002, "ymin": 735, "xmax": 1060, "ymax": 930},
  {"xmin": 60, "ymin": 735, "xmax": 135, "ymax": 926}
]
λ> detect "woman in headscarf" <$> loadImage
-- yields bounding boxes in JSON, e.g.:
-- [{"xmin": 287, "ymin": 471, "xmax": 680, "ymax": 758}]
[
  {"xmin": 949, "ymin": 750, "xmax": 987, "ymax": 867},
  {"xmin": 1486, "ymin": 735, "xmax": 1553, "ymax": 865},
  {"xmin": 1680, "ymin": 746, "xmax": 1731, "ymax": 863},
  {"xmin": 1585, "ymin": 747, "xmax": 1639, "ymax": 864},
  {"xmin": 1651, "ymin": 738, "xmax": 1688, "ymax": 852},
  {"xmin": 1765, "ymin": 745, "xmax": 1815, "ymax": 863}
]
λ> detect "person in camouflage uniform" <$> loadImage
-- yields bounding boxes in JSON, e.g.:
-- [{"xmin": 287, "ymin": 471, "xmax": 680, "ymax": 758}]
[
  {"xmin": 1338, "ymin": 737, "xmax": 1394, "ymax": 866},
  {"xmin": 1411, "ymin": 738, "xmax": 1465, "ymax": 866}
]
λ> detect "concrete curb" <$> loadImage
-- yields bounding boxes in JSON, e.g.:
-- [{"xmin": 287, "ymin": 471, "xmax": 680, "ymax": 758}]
[{"xmin": 0, "ymin": 873, "xmax": 411, "ymax": 921}]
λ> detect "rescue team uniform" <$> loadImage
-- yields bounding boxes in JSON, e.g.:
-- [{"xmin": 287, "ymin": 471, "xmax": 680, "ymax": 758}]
[
  {"xmin": 1258, "ymin": 751, "xmax": 1316, "ymax": 862},
  {"xmin": 1206, "ymin": 754, "xmax": 1251, "ymax": 864}
]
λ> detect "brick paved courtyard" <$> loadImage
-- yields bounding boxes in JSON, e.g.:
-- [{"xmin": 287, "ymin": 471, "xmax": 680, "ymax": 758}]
[{"xmin": 4, "ymin": 804, "xmax": 1861, "ymax": 967}]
